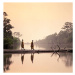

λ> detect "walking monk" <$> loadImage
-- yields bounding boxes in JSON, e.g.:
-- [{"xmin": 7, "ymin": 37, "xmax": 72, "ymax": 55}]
[
  {"xmin": 31, "ymin": 40, "xmax": 34, "ymax": 50},
  {"xmin": 21, "ymin": 39, "xmax": 25, "ymax": 50}
]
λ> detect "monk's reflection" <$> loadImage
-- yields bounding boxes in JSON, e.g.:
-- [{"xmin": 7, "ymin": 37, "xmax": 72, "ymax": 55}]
[
  {"xmin": 31, "ymin": 53, "xmax": 34, "ymax": 63},
  {"xmin": 21, "ymin": 54, "xmax": 24, "ymax": 64}
]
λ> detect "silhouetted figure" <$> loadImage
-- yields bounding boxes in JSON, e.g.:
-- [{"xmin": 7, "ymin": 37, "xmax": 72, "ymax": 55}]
[
  {"xmin": 21, "ymin": 39, "xmax": 25, "ymax": 50},
  {"xmin": 31, "ymin": 53, "xmax": 34, "ymax": 63},
  {"xmin": 31, "ymin": 40, "xmax": 34, "ymax": 50},
  {"xmin": 21, "ymin": 54, "xmax": 24, "ymax": 64}
]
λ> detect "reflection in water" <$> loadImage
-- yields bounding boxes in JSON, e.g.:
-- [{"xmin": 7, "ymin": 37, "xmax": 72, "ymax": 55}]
[
  {"xmin": 51, "ymin": 51, "xmax": 60, "ymax": 62},
  {"xmin": 4, "ymin": 54, "xmax": 13, "ymax": 72},
  {"xmin": 59, "ymin": 52, "xmax": 73, "ymax": 67},
  {"xmin": 4, "ymin": 51, "xmax": 72, "ymax": 72},
  {"xmin": 51, "ymin": 52, "xmax": 73, "ymax": 67},
  {"xmin": 21, "ymin": 54, "xmax": 24, "ymax": 64},
  {"xmin": 31, "ymin": 53, "xmax": 34, "ymax": 63}
]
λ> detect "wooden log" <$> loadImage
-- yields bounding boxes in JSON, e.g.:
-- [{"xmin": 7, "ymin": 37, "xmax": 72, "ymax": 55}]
[{"xmin": 4, "ymin": 49, "xmax": 73, "ymax": 54}]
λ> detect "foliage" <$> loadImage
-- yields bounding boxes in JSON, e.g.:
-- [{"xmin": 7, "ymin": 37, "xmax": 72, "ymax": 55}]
[
  {"xmin": 3, "ymin": 12, "xmax": 21, "ymax": 49},
  {"xmin": 13, "ymin": 37, "xmax": 21, "ymax": 49},
  {"xmin": 62, "ymin": 22, "xmax": 73, "ymax": 33},
  {"xmin": 13, "ymin": 32, "xmax": 22, "ymax": 38},
  {"xmin": 4, "ymin": 37, "xmax": 13, "ymax": 49},
  {"xmin": 3, "ymin": 12, "xmax": 14, "ymax": 38},
  {"xmin": 35, "ymin": 22, "xmax": 73, "ymax": 45}
]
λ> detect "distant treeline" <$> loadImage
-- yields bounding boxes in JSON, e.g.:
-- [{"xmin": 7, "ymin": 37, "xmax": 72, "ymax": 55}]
[
  {"xmin": 3, "ymin": 12, "xmax": 21, "ymax": 49},
  {"xmin": 35, "ymin": 22, "xmax": 73, "ymax": 46}
]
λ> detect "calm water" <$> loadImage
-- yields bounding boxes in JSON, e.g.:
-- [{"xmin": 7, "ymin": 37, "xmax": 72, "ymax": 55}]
[{"xmin": 4, "ymin": 44, "xmax": 73, "ymax": 73}]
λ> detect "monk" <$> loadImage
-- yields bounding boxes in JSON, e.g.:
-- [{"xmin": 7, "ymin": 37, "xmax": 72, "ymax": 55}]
[
  {"xmin": 21, "ymin": 39, "xmax": 25, "ymax": 50},
  {"xmin": 31, "ymin": 40, "xmax": 34, "ymax": 50}
]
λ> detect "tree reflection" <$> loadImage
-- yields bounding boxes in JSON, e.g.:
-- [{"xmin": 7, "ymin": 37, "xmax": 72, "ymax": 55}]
[
  {"xmin": 59, "ymin": 52, "xmax": 73, "ymax": 67},
  {"xmin": 51, "ymin": 51, "xmax": 60, "ymax": 62},
  {"xmin": 4, "ymin": 54, "xmax": 13, "ymax": 72},
  {"xmin": 31, "ymin": 53, "xmax": 34, "ymax": 63},
  {"xmin": 51, "ymin": 52, "xmax": 73, "ymax": 67}
]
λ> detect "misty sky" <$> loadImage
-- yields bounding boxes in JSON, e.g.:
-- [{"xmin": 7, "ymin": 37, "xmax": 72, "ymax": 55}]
[{"xmin": 4, "ymin": 2, "xmax": 73, "ymax": 43}]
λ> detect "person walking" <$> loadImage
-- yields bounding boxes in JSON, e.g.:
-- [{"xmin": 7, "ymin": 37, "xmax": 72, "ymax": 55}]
[
  {"xmin": 31, "ymin": 40, "xmax": 34, "ymax": 50},
  {"xmin": 21, "ymin": 39, "xmax": 25, "ymax": 50}
]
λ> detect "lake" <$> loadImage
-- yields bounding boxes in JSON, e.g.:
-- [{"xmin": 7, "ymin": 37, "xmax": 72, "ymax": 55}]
[{"xmin": 4, "ymin": 44, "xmax": 73, "ymax": 73}]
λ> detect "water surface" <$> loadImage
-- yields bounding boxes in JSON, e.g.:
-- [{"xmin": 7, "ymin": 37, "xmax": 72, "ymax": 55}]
[
  {"xmin": 4, "ymin": 53, "xmax": 72, "ymax": 73},
  {"xmin": 4, "ymin": 44, "xmax": 73, "ymax": 73}
]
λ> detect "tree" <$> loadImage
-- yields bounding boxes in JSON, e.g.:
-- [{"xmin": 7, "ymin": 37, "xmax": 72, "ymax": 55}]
[
  {"xmin": 62, "ymin": 22, "xmax": 73, "ymax": 43},
  {"xmin": 3, "ymin": 12, "xmax": 21, "ymax": 49},
  {"xmin": 35, "ymin": 22, "xmax": 73, "ymax": 47},
  {"xmin": 3, "ymin": 12, "xmax": 14, "ymax": 49},
  {"xmin": 13, "ymin": 32, "xmax": 22, "ymax": 38},
  {"xmin": 62, "ymin": 22, "xmax": 73, "ymax": 33},
  {"xmin": 3, "ymin": 12, "xmax": 14, "ymax": 38}
]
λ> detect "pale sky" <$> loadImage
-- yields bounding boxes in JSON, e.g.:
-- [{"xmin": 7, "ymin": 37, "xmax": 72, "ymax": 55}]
[{"xmin": 4, "ymin": 2, "xmax": 73, "ymax": 43}]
